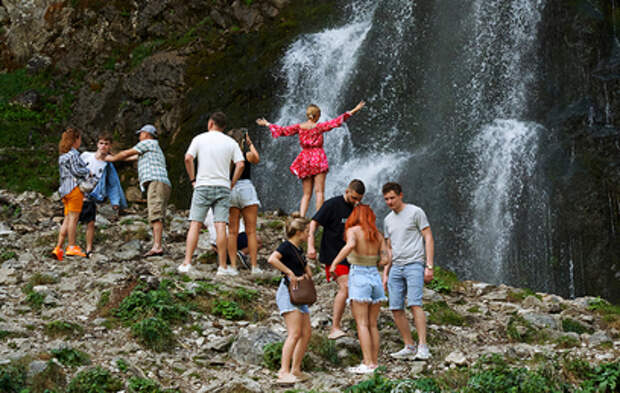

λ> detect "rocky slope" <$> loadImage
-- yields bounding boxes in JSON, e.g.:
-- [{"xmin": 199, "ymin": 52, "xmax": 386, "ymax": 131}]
[{"xmin": 0, "ymin": 189, "xmax": 618, "ymax": 392}]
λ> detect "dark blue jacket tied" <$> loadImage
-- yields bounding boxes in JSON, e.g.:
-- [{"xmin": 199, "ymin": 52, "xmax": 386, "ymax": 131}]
[{"xmin": 88, "ymin": 163, "xmax": 128, "ymax": 209}]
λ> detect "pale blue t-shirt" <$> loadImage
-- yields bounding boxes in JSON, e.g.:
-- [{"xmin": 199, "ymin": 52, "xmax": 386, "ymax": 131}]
[{"xmin": 383, "ymin": 204, "xmax": 430, "ymax": 266}]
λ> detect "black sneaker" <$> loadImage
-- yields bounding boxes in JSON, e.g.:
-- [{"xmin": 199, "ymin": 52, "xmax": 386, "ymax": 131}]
[{"xmin": 237, "ymin": 251, "xmax": 250, "ymax": 269}]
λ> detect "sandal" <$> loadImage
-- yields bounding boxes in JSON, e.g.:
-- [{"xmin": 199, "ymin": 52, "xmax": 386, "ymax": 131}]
[
  {"xmin": 143, "ymin": 250, "xmax": 164, "ymax": 257},
  {"xmin": 328, "ymin": 330, "xmax": 346, "ymax": 340},
  {"xmin": 293, "ymin": 372, "xmax": 311, "ymax": 382}
]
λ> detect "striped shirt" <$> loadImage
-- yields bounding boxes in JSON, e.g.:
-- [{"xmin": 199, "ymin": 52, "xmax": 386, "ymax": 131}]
[
  {"xmin": 133, "ymin": 139, "xmax": 171, "ymax": 192},
  {"xmin": 58, "ymin": 148, "xmax": 91, "ymax": 197}
]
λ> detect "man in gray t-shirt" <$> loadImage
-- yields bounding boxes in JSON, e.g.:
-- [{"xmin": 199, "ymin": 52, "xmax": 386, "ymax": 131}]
[{"xmin": 382, "ymin": 182, "xmax": 435, "ymax": 360}]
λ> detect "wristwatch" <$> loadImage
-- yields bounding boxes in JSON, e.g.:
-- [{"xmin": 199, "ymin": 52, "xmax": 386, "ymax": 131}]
[{"xmin": 425, "ymin": 265, "xmax": 434, "ymax": 270}]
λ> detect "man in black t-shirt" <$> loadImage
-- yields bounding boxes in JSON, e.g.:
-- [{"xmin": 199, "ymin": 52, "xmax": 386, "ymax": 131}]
[{"xmin": 307, "ymin": 179, "xmax": 365, "ymax": 339}]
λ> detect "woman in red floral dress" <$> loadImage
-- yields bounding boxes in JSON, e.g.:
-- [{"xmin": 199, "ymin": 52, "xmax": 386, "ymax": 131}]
[{"xmin": 257, "ymin": 100, "xmax": 366, "ymax": 217}]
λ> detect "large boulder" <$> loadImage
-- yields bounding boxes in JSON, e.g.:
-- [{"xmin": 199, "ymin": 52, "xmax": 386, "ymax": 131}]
[{"xmin": 228, "ymin": 326, "xmax": 283, "ymax": 365}]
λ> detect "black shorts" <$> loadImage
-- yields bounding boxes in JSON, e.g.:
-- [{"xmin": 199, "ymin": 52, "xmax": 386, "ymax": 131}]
[
  {"xmin": 237, "ymin": 232, "xmax": 248, "ymax": 250},
  {"xmin": 79, "ymin": 199, "xmax": 97, "ymax": 223}
]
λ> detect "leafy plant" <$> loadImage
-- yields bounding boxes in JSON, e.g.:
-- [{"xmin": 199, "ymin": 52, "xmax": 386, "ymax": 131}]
[
  {"xmin": 128, "ymin": 376, "xmax": 181, "ymax": 393},
  {"xmin": 561, "ymin": 318, "xmax": 593, "ymax": 334},
  {"xmin": 427, "ymin": 266, "xmax": 459, "ymax": 293},
  {"xmin": 211, "ymin": 299, "xmax": 245, "ymax": 320},
  {"xmin": 51, "ymin": 347, "xmax": 90, "ymax": 367},
  {"xmin": 579, "ymin": 362, "xmax": 619, "ymax": 393},
  {"xmin": 45, "ymin": 320, "xmax": 83, "ymax": 338},
  {"xmin": 425, "ymin": 301, "xmax": 465, "ymax": 326},
  {"xmin": 0, "ymin": 363, "xmax": 26, "ymax": 393},
  {"xmin": 506, "ymin": 315, "xmax": 548, "ymax": 343},
  {"xmin": 113, "ymin": 282, "xmax": 190, "ymax": 324},
  {"xmin": 116, "ymin": 358, "xmax": 129, "ymax": 373},
  {"xmin": 131, "ymin": 317, "xmax": 176, "ymax": 352},
  {"xmin": 66, "ymin": 367, "xmax": 123, "ymax": 393}
]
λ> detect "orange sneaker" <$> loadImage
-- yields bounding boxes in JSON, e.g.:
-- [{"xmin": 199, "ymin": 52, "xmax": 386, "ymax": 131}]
[
  {"xmin": 52, "ymin": 246, "xmax": 63, "ymax": 261},
  {"xmin": 65, "ymin": 245, "xmax": 86, "ymax": 257}
]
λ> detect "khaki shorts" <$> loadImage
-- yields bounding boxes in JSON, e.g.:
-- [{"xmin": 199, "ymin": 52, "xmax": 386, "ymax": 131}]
[{"xmin": 147, "ymin": 181, "xmax": 171, "ymax": 223}]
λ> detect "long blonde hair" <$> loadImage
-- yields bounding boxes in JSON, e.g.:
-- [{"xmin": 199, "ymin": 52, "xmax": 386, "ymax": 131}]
[{"xmin": 58, "ymin": 128, "xmax": 81, "ymax": 154}]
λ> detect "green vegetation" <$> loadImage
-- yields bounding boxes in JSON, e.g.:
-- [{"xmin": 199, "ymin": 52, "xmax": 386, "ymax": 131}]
[
  {"xmin": 425, "ymin": 301, "xmax": 465, "ymax": 326},
  {"xmin": 51, "ymin": 347, "xmax": 91, "ymax": 367},
  {"xmin": 427, "ymin": 266, "xmax": 460, "ymax": 293},
  {"xmin": 131, "ymin": 316, "xmax": 176, "ymax": 352},
  {"xmin": 211, "ymin": 299, "xmax": 245, "ymax": 320},
  {"xmin": 128, "ymin": 376, "xmax": 181, "ymax": 393},
  {"xmin": 116, "ymin": 358, "xmax": 129, "ymax": 373},
  {"xmin": 262, "ymin": 341, "xmax": 283, "ymax": 371},
  {"xmin": 45, "ymin": 320, "xmax": 84, "ymax": 338},
  {"xmin": 0, "ymin": 247, "xmax": 16, "ymax": 262},
  {"xmin": 345, "ymin": 368, "xmax": 441, "ymax": 393},
  {"xmin": 507, "ymin": 288, "xmax": 542, "ymax": 302},
  {"xmin": 66, "ymin": 367, "xmax": 123, "ymax": 393},
  {"xmin": 588, "ymin": 297, "xmax": 620, "ymax": 328},
  {"xmin": 506, "ymin": 315, "xmax": 548, "ymax": 344},
  {"xmin": 562, "ymin": 318, "xmax": 594, "ymax": 334},
  {"xmin": 0, "ymin": 362, "xmax": 27, "ymax": 393},
  {"xmin": 0, "ymin": 68, "xmax": 80, "ymax": 195}
]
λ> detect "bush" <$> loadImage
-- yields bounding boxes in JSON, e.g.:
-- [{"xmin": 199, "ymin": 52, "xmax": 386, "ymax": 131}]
[
  {"xmin": 128, "ymin": 376, "xmax": 181, "ymax": 393},
  {"xmin": 425, "ymin": 301, "xmax": 465, "ymax": 326},
  {"xmin": 131, "ymin": 317, "xmax": 176, "ymax": 352},
  {"xmin": 51, "ymin": 347, "xmax": 90, "ymax": 367},
  {"xmin": 66, "ymin": 367, "xmax": 123, "ymax": 393},
  {"xmin": 263, "ymin": 341, "xmax": 284, "ymax": 371},
  {"xmin": 561, "ymin": 318, "xmax": 593, "ymax": 335},
  {"xmin": 0, "ymin": 363, "xmax": 26, "ymax": 393},
  {"xmin": 579, "ymin": 362, "xmax": 619, "ymax": 393},
  {"xmin": 427, "ymin": 266, "xmax": 459, "ymax": 293},
  {"xmin": 211, "ymin": 299, "xmax": 245, "ymax": 320},
  {"xmin": 345, "ymin": 368, "xmax": 441, "ymax": 393},
  {"xmin": 114, "ymin": 282, "xmax": 190, "ymax": 324},
  {"xmin": 45, "ymin": 320, "xmax": 83, "ymax": 338}
]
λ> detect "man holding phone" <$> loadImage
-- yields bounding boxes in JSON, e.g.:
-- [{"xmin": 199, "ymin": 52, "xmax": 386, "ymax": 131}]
[{"xmin": 381, "ymin": 182, "xmax": 435, "ymax": 360}]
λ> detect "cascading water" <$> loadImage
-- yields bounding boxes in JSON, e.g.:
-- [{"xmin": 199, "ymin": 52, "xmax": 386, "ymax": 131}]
[{"xmin": 253, "ymin": 0, "xmax": 612, "ymax": 298}]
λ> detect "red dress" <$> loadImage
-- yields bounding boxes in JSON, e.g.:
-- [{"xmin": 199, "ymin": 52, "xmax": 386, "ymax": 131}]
[{"xmin": 269, "ymin": 113, "xmax": 351, "ymax": 179}]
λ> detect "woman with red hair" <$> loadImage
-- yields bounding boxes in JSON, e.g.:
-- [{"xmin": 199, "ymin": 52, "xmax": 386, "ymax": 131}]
[{"xmin": 330, "ymin": 204, "xmax": 389, "ymax": 374}]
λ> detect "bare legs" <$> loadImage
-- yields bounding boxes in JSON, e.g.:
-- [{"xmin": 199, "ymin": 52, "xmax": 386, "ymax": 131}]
[
  {"xmin": 55, "ymin": 211, "xmax": 80, "ymax": 249},
  {"xmin": 241, "ymin": 205, "xmax": 259, "ymax": 268},
  {"xmin": 329, "ymin": 274, "xmax": 348, "ymax": 337},
  {"xmin": 280, "ymin": 310, "xmax": 311, "ymax": 379},
  {"xmin": 299, "ymin": 172, "xmax": 327, "ymax": 217},
  {"xmin": 85, "ymin": 220, "xmax": 95, "ymax": 253},
  {"xmin": 352, "ymin": 301, "xmax": 381, "ymax": 366},
  {"xmin": 150, "ymin": 220, "xmax": 164, "ymax": 253},
  {"xmin": 183, "ymin": 220, "xmax": 228, "ymax": 268},
  {"xmin": 227, "ymin": 205, "xmax": 259, "ymax": 269},
  {"xmin": 300, "ymin": 177, "xmax": 313, "ymax": 217},
  {"xmin": 391, "ymin": 305, "xmax": 427, "ymax": 346}
]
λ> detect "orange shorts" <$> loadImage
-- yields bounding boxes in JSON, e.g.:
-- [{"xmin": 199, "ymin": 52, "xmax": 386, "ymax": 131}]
[
  {"xmin": 62, "ymin": 187, "xmax": 84, "ymax": 215},
  {"xmin": 325, "ymin": 263, "xmax": 350, "ymax": 282}
]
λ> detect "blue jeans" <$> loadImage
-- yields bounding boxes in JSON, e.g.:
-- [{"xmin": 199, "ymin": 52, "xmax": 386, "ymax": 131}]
[
  {"xmin": 189, "ymin": 186, "xmax": 230, "ymax": 223},
  {"xmin": 276, "ymin": 279, "xmax": 310, "ymax": 315},
  {"xmin": 387, "ymin": 262, "xmax": 425, "ymax": 309},
  {"xmin": 348, "ymin": 265, "xmax": 387, "ymax": 304}
]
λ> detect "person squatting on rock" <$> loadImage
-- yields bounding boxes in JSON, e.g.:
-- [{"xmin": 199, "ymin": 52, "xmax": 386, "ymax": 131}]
[
  {"xmin": 307, "ymin": 179, "xmax": 365, "ymax": 340},
  {"xmin": 78, "ymin": 132, "xmax": 127, "ymax": 258},
  {"xmin": 382, "ymin": 182, "xmax": 435, "ymax": 360},
  {"xmin": 105, "ymin": 124, "xmax": 171, "ymax": 257},
  {"xmin": 329, "ymin": 204, "xmax": 389, "ymax": 374},
  {"xmin": 255, "ymin": 100, "xmax": 366, "ymax": 217},
  {"xmin": 267, "ymin": 214, "xmax": 313, "ymax": 385},
  {"xmin": 179, "ymin": 112, "xmax": 244, "ymax": 275},
  {"xmin": 52, "ymin": 128, "xmax": 92, "ymax": 260},
  {"xmin": 226, "ymin": 128, "xmax": 264, "ymax": 275}
]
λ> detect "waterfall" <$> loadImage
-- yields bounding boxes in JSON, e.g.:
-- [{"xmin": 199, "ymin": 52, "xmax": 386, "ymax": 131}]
[{"xmin": 257, "ymin": 1, "xmax": 410, "ymax": 214}]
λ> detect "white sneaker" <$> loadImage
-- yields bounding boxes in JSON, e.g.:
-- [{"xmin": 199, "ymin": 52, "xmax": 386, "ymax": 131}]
[
  {"xmin": 346, "ymin": 363, "xmax": 377, "ymax": 374},
  {"xmin": 415, "ymin": 345, "xmax": 431, "ymax": 360},
  {"xmin": 390, "ymin": 345, "xmax": 417, "ymax": 360},
  {"xmin": 216, "ymin": 266, "xmax": 229, "ymax": 276},
  {"xmin": 251, "ymin": 266, "xmax": 264, "ymax": 275},
  {"xmin": 177, "ymin": 263, "xmax": 191, "ymax": 273},
  {"xmin": 227, "ymin": 267, "xmax": 239, "ymax": 276}
]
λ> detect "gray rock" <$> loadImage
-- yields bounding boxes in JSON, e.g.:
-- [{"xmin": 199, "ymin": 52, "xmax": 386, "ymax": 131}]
[
  {"xmin": 423, "ymin": 288, "xmax": 444, "ymax": 302},
  {"xmin": 113, "ymin": 239, "xmax": 142, "ymax": 260},
  {"xmin": 522, "ymin": 295, "xmax": 544, "ymax": 309},
  {"xmin": 0, "ymin": 222, "xmax": 14, "ymax": 236},
  {"xmin": 521, "ymin": 312, "xmax": 558, "ymax": 329},
  {"xmin": 229, "ymin": 327, "xmax": 283, "ymax": 365},
  {"xmin": 586, "ymin": 331, "xmax": 612, "ymax": 347},
  {"xmin": 482, "ymin": 289, "xmax": 508, "ymax": 301},
  {"xmin": 27, "ymin": 360, "xmax": 48, "ymax": 378},
  {"xmin": 410, "ymin": 361, "xmax": 426, "ymax": 375},
  {"xmin": 26, "ymin": 54, "xmax": 52, "ymax": 73},
  {"xmin": 0, "ymin": 268, "xmax": 17, "ymax": 284},
  {"xmin": 445, "ymin": 350, "xmax": 468, "ymax": 365}
]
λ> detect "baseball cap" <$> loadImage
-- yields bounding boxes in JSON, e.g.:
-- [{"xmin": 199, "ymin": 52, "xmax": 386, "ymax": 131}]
[{"xmin": 136, "ymin": 124, "xmax": 157, "ymax": 137}]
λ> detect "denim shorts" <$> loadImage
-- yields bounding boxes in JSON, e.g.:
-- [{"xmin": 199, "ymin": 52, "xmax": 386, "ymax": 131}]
[
  {"xmin": 189, "ymin": 186, "xmax": 230, "ymax": 223},
  {"xmin": 348, "ymin": 265, "xmax": 387, "ymax": 304},
  {"xmin": 387, "ymin": 262, "xmax": 425, "ymax": 309},
  {"xmin": 230, "ymin": 180, "xmax": 261, "ymax": 209},
  {"xmin": 276, "ymin": 279, "xmax": 310, "ymax": 315}
]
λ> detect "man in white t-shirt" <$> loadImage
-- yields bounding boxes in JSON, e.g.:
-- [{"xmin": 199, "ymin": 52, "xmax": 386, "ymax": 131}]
[
  {"xmin": 381, "ymin": 182, "xmax": 435, "ymax": 361},
  {"xmin": 179, "ymin": 112, "xmax": 245, "ymax": 274},
  {"xmin": 79, "ymin": 133, "xmax": 116, "ymax": 257}
]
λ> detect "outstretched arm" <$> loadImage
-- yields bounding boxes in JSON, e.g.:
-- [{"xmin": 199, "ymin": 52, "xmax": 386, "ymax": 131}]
[
  {"xmin": 347, "ymin": 100, "xmax": 366, "ymax": 116},
  {"xmin": 256, "ymin": 117, "xmax": 300, "ymax": 138},
  {"xmin": 105, "ymin": 148, "xmax": 140, "ymax": 162}
]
